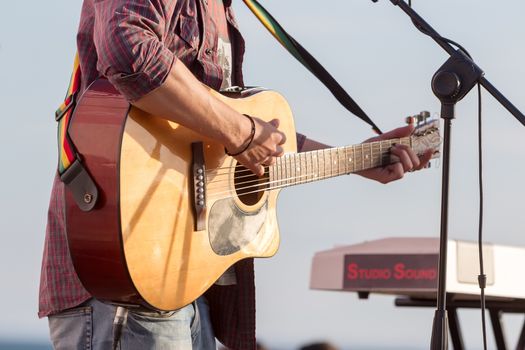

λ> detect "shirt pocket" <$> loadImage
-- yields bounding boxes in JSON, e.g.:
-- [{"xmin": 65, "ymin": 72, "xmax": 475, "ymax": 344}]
[
  {"xmin": 177, "ymin": 15, "xmax": 200, "ymax": 50},
  {"xmin": 167, "ymin": 14, "xmax": 200, "ymax": 66}
]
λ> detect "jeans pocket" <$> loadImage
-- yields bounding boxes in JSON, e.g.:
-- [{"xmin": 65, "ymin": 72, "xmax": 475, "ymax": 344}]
[
  {"xmin": 48, "ymin": 305, "xmax": 93, "ymax": 350},
  {"xmin": 128, "ymin": 308, "xmax": 180, "ymax": 321}
]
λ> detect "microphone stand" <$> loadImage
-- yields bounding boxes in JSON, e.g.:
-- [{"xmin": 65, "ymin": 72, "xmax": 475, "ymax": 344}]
[{"xmin": 372, "ymin": 1, "xmax": 525, "ymax": 349}]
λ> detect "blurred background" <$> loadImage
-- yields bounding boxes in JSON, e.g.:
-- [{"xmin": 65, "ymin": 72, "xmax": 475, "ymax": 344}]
[{"xmin": 1, "ymin": 0, "xmax": 524, "ymax": 349}]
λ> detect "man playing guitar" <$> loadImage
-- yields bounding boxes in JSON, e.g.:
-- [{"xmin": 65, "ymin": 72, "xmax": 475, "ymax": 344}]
[{"xmin": 39, "ymin": 1, "xmax": 433, "ymax": 349}]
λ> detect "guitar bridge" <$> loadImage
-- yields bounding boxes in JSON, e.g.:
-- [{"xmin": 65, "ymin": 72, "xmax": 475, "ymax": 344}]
[{"xmin": 191, "ymin": 142, "xmax": 207, "ymax": 231}]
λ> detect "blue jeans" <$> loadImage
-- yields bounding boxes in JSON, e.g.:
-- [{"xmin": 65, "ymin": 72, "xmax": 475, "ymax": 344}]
[{"xmin": 48, "ymin": 297, "xmax": 216, "ymax": 349}]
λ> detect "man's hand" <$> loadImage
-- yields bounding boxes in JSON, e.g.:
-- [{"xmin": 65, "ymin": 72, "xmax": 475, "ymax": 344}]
[
  {"xmin": 228, "ymin": 118, "xmax": 287, "ymax": 177},
  {"xmin": 357, "ymin": 124, "xmax": 433, "ymax": 184}
]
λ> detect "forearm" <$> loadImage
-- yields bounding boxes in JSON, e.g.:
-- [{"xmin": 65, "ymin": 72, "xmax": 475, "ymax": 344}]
[
  {"xmin": 298, "ymin": 135, "xmax": 330, "ymax": 152},
  {"xmin": 133, "ymin": 60, "xmax": 251, "ymax": 152}
]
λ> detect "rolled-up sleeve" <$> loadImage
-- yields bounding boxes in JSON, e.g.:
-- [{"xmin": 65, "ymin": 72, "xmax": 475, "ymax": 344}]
[{"xmin": 93, "ymin": 1, "xmax": 177, "ymax": 101}]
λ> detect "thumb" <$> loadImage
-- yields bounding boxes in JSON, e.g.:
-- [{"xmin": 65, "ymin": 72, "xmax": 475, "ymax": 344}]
[{"xmin": 269, "ymin": 118, "xmax": 280, "ymax": 128}]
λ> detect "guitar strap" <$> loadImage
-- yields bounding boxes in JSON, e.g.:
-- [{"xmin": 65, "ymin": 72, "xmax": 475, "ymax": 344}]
[
  {"xmin": 55, "ymin": 53, "xmax": 98, "ymax": 212},
  {"xmin": 242, "ymin": 0, "xmax": 383, "ymax": 134}
]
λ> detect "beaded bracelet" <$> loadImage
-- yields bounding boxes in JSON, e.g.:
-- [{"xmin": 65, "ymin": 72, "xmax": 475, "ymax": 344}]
[{"xmin": 225, "ymin": 114, "xmax": 256, "ymax": 156}]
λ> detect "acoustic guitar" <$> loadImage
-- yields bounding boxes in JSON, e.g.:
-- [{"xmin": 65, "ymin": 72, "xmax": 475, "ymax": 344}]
[{"xmin": 65, "ymin": 79, "xmax": 441, "ymax": 311}]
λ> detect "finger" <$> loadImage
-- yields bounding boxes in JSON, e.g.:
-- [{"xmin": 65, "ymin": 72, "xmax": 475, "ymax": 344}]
[
  {"xmin": 262, "ymin": 156, "xmax": 276, "ymax": 166},
  {"xmin": 399, "ymin": 144, "xmax": 421, "ymax": 170},
  {"xmin": 390, "ymin": 145, "xmax": 414, "ymax": 172},
  {"xmin": 385, "ymin": 163, "xmax": 405, "ymax": 183},
  {"xmin": 276, "ymin": 130, "xmax": 287, "ymax": 145},
  {"xmin": 268, "ymin": 118, "xmax": 287, "ymax": 145},
  {"xmin": 269, "ymin": 118, "xmax": 280, "ymax": 128},
  {"xmin": 414, "ymin": 149, "xmax": 434, "ymax": 170},
  {"xmin": 255, "ymin": 164, "xmax": 265, "ymax": 177},
  {"xmin": 273, "ymin": 145, "xmax": 284, "ymax": 157},
  {"xmin": 239, "ymin": 157, "xmax": 264, "ymax": 178}
]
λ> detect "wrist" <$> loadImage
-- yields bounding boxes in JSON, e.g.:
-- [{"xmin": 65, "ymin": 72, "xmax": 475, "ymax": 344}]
[{"xmin": 225, "ymin": 114, "xmax": 256, "ymax": 156}]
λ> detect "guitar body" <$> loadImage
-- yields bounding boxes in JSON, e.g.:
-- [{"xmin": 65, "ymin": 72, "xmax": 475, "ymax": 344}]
[{"xmin": 66, "ymin": 79, "xmax": 297, "ymax": 311}]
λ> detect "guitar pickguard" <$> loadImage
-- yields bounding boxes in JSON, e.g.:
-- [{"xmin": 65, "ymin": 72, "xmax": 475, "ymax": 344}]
[{"xmin": 208, "ymin": 198, "xmax": 268, "ymax": 256}]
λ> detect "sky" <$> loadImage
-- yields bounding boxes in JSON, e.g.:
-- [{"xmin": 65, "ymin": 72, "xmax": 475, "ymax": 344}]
[{"xmin": 1, "ymin": 0, "xmax": 525, "ymax": 349}]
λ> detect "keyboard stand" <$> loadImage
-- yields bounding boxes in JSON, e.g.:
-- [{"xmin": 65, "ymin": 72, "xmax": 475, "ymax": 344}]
[{"xmin": 394, "ymin": 295, "xmax": 525, "ymax": 350}]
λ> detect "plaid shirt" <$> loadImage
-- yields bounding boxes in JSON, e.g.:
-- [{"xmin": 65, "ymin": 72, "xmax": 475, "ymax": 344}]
[{"xmin": 39, "ymin": 1, "xmax": 258, "ymax": 349}]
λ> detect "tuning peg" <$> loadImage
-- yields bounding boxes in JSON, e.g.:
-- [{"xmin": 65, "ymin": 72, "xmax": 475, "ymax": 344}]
[{"xmin": 420, "ymin": 111, "xmax": 430, "ymax": 122}]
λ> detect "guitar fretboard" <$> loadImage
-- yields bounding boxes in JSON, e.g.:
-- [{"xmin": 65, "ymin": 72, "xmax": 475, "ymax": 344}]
[{"xmin": 268, "ymin": 137, "xmax": 411, "ymax": 189}]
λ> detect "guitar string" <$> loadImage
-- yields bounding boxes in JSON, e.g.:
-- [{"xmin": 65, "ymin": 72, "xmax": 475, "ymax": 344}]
[
  {"xmin": 206, "ymin": 154, "xmax": 386, "ymax": 199},
  {"xmin": 204, "ymin": 145, "xmax": 398, "ymax": 189},
  {"xmin": 195, "ymin": 132, "xmax": 434, "ymax": 201},
  {"xmin": 207, "ymin": 171, "xmax": 337, "ymax": 201},
  {"xmin": 204, "ymin": 142, "xmax": 401, "ymax": 183},
  {"xmin": 203, "ymin": 138, "xmax": 406, "ymax": 176},
  {"xmin": 204, "ymin": 136, "xmax": 430, "ymax": 200},
  {"xmin": 206, "ymin": 162, "xmax": 388, "ymax": 199},
  {"xmin": 203, "ymin": 135, "xmax": 435, "ymax": 201},
  {"xmin": 205, "ymin": 143, "xmax": 433, "ymax": 202}
]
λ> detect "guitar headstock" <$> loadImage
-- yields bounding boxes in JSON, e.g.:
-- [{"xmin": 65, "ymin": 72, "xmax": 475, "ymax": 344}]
[{"xmin": 409, "ymin": 113, "xmax": 441, "ymax": 159}]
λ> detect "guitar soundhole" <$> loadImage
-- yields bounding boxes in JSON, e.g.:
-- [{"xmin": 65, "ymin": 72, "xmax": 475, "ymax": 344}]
[{"xmin": 234, "ymin": 164, "xmax": 269, "ymax": 206}]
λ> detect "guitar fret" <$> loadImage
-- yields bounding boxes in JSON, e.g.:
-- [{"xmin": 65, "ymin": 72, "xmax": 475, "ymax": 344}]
[
  {"xmin": 357, "ymin": 144, "xmax": 361, "ymax": 171},
  {"xmin": 303, "ymin": 152, "xmax": 308, "ymax": 184},
  {"xmin": 297, "ymin": 153, "xmax": 301, "ymax": 184},
  {"xmin": 320, "ymin": 149, "xmax": 324, "ymax": 180},
  {"xmin": 292, "ymin": 153, "xmax": 296, "ymax": 185},
  {"xmin": 363, "ymin": 143, "xmax": 368, "ymax": 170},
  {"xmin": 285, "ymin": 154, "xmax": 290, "ymax": 186},
  {"xmin": 298, "ymin": 153, "xmax": 303, "ymax": 184},
  {"xmin": 349, "ymin": 146, "xmax": 354, "ymax": 173},
  {"xmin": 302, "ymin": 153, "xmax": 307, "ymax": 184},
  {"xmin": 279, "ymin": 156, "xmax": 285, "ymax": 187},
  {"xmin": 313, "ymin": 152, "xmax": 317, "ymax": 181},
  {"xmin": 369, "ymin": 143, "xmax": 374, "ymax": 169},
  {"xmin": 300, "ymin": 153, "xmax": 308, "ymax": 183},
  {"xmin": 329, "ymin": 149, "xmax": 333, "ymax": 178},
  {"xmin": 323, "ymin": 149, "xmax": 330, "ymax": 179},
  {"xmin": 344, "ymin": 146, "xmax": 348, "ymax": 174},
  {"xmin": 379, "ymin": 141, "xmax": 383, "ymax": 167},
  {"xmin": 337, "ymin": 147, "xmax": 346, "ymax": 175},
  {"xmin": 334, "ymin": 148, "xmax": 339, "ymax": 176},
  {"xmin": 371, "ymin": 142, "xmax": 377, "ymax": 168},
  {"xmin": 285, "ymin": 154, "xmax": 292, "ymax": 186},
  {"xmin": 305, "ymin": 152, "xmax": 310, "ymax": 183},
  {"xmin": 330, "ymin": 149, "xmax": 334, "ymax": 177},
  {"xmin": 312, "ymin": 151, "xmax": 316, "ymax": 182},
  {"xmin": 350, "ymin": 146, "xmax": 354, "ymax": 173},
  {"xmin": 335, "ymin": 148, "xmax": 340, "ymax": 176},
  {"xmin": 295, "ymin": 153, "xmax": 300, "ymax": 185},
  {"xmin": 370, "ymin": 143, "xmax": 375, "ymax": 168},
  {"xmin": 291, "ymin": 153, "xmax": 296, "ymax": 185},
  {"xmin": 314, "ymin": 150, "xmax": 320, "ymax": 180},
  {"xmin": 274, "ymin": 157, "xmax": 279, "ymax": 188}
]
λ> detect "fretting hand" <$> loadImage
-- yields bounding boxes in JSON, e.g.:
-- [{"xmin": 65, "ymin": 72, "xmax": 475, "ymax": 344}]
[{"xmin": 357, "ymin": 124, "xmax": 434, "ymax": 184}]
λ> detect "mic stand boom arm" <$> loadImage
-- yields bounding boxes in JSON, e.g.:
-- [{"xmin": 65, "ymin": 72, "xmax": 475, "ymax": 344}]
[
  {"xmin": 388, "ymin": 0, "xmax": 525, "ymax": 125},
  {"xmin": 373, "ymin": 1, "xmax": 525, "ymax": 350}
]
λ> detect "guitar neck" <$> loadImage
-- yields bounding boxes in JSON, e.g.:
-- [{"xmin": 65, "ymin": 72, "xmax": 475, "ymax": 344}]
[{"xmin": 268, "ymin": 136, "xmax": 411, "ymax": 189}]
